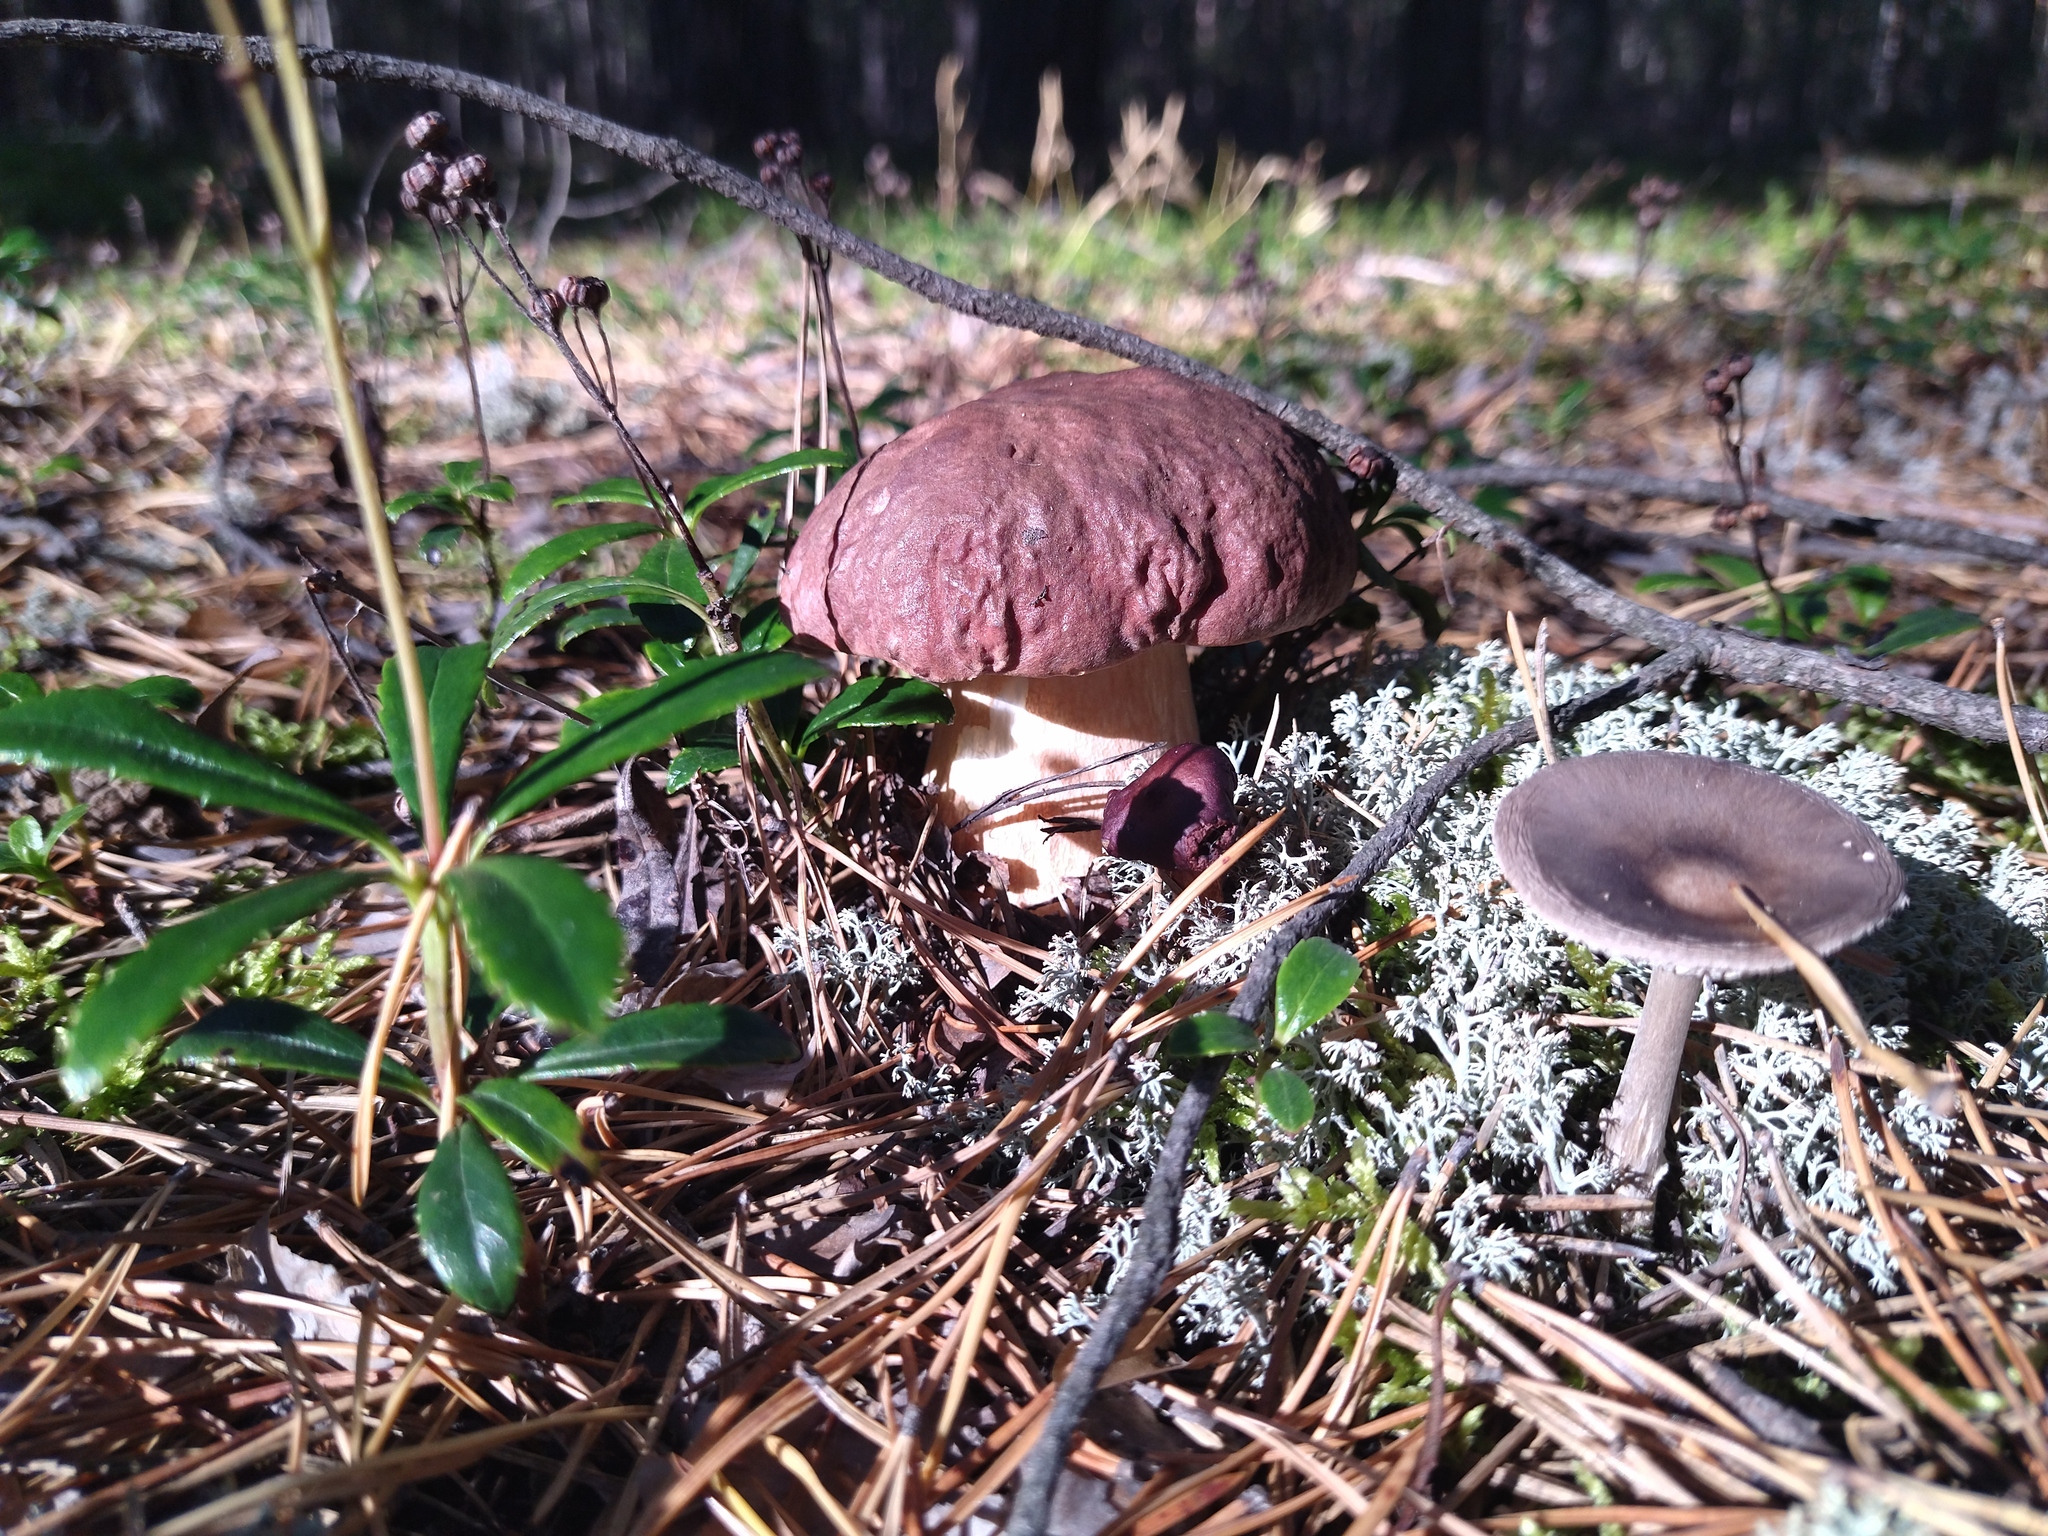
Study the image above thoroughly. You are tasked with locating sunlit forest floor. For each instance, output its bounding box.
[9,188,2048,1533]
[16,188,2048,669]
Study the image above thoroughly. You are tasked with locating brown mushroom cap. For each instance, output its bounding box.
[1492,752,1905,978]
[781,368,1354,683]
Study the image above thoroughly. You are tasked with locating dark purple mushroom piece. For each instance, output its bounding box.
[782,367,1352,904]
[1493,752,1904,1200]
[1102,744,1242,877]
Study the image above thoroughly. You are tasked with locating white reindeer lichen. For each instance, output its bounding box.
[1049,644,2048,1344]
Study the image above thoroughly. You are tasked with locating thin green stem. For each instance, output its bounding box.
[423,911,460,1140]
[214,0,446,865]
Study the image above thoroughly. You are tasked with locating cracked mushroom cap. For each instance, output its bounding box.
[781,368,1354,683]
[1492,752,1904,978]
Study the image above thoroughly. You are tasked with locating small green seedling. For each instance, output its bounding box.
[1164,935,1362,1135]
[0,804,90,897]
[388,458,516,597]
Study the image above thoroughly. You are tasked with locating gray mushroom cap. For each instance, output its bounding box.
[1492,752,1905,978]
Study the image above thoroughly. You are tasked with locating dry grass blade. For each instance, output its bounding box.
[1732,882,1953,1112]
[1504,612,1557,766]
[1995,617,2048,853]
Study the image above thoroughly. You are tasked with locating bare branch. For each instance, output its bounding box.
[1437,461,2048,569]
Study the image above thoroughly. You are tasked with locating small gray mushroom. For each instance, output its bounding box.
[1492,751,1905,1202]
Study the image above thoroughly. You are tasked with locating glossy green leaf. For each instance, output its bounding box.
[797,674,953,756]
[171,997,429,1100]
[722,519,770,596]
[1634,571,1717,595]
[386,487,455,519]
[551,475,655,510]
[1274,937,1360,1044]
[1258,1065,1317,1132]
[666,746,740,791]
[556,607,640,645]
[551,687,654,751]
[0,672,41,709]
[1696,552,1765,592]
[416,1120,525,1314]
[39,801,90,849]
[118,675,203,711]
[681,449,853,524]
[633,540,709,609]
[739,601,793,653]
[1865,606,1980,656]
[491,577,692,661]
[1,802,91,881]
[489,651,825,827]
[0,688,386,847]
[1842,565,1893,627]
[445,857,621,1031]
[644,640,696,675]
[62,868,375,1101]
[506,522,659,596]
[525,1004,796,1079]
[631,603,705,648]
[1162,1011,1260,1058]
[379,643,487,834]
[5,817,37,864]
[418,523,468,562]
[463,1077,596,1177]
[442,459,512,502]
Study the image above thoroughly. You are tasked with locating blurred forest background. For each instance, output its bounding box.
[6,0,2048,237]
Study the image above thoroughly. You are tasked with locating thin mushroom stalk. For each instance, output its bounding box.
[1601,966,1703,1200]
[927,644,1202,902]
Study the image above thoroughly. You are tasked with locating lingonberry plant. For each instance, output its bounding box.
[1162,935,1362,1134]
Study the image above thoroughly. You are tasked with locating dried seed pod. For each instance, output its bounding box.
[404,111,450,153]
[399,155,448,215]
[1725,351,1753,381]
[441,152,495,204]
[754,131,797,187]
[1101,743,1241,877]
[809,171,834,205]
[530,289,567,328]
[1344,447,1398,507]
[557,274,611,315]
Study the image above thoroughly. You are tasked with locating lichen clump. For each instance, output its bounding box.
[1041,646,2048,1341]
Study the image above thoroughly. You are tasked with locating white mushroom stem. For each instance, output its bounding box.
[1601,966,1704,1202]
[929,644,1199,906]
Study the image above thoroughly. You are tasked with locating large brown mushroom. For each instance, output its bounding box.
[1492,752,1905,1201]
[783,368,1353,904]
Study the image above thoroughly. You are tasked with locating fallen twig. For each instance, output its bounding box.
[1437,460,2048,569]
